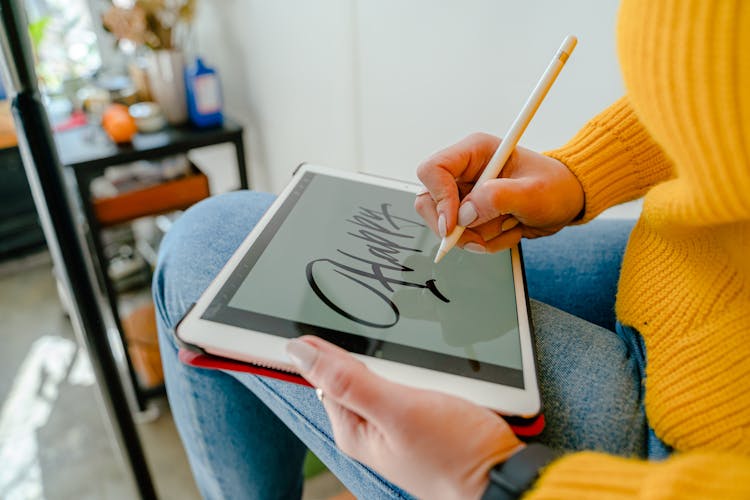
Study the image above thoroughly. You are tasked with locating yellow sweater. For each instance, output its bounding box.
[532,0,750,497]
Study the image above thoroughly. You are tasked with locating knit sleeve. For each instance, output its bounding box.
[544,97,674,222]
[526,450,750,499]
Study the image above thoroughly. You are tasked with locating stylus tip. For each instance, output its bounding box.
[433,249,447,264]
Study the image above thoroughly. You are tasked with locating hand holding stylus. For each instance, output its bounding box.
[429,35,578,263]
[415,139,585,254]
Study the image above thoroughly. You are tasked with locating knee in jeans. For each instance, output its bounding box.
[158,191,269,269]
[170,191,267,237]
[153,190,275,329]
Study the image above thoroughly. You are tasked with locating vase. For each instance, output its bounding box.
[145,49,188,125]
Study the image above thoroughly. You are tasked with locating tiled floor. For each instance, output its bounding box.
[0,252,345,499]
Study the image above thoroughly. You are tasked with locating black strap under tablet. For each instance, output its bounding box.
[481,444,561,500]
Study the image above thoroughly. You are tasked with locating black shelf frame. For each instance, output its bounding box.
[0,1,157,497]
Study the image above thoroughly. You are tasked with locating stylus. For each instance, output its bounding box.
[434,35,578,264]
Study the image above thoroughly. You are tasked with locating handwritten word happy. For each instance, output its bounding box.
[306,203,449,328]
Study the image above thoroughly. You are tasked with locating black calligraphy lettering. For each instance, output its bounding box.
[306,260,399,328]
[376,203,425,231]
[347,229,420,252]
[306,202,448,327]
[346,215,405,238]
[367,244,402,267]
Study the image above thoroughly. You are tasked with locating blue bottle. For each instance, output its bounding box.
[185,57,224,128]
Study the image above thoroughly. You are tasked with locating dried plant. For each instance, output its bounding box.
[102,0,196,51]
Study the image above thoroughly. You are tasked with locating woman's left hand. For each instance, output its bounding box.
[286,336,525,500]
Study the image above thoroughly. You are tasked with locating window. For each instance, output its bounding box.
[25,0,102,94]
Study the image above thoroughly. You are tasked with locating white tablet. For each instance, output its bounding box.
[176,164,540,417]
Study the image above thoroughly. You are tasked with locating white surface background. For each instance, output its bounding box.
[190,0,640,218]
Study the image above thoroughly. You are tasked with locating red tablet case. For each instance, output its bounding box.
[178,347,545,437]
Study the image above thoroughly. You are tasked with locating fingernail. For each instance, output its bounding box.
[464,242,486,254]
[438,213,447,238]
[502,218,519,231]
[286,340,319,372]
[458,203,478,227]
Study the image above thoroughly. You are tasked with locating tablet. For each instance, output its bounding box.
[176,164,540,416]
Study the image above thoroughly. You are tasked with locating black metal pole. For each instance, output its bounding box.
[0,2,157,498]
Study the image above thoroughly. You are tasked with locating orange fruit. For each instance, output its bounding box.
[102,103,137,143]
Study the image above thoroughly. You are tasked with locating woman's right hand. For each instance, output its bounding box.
[415,133,585,253]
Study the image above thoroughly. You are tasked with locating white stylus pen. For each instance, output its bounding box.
[434,35,578,264]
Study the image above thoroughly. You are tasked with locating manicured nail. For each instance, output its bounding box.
[286,340,319,372]
[458,203,478,227]
[438,213,447,238]
[464,242,486,254]
[502,218,519,231]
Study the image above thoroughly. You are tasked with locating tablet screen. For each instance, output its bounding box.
[202,171,526,387]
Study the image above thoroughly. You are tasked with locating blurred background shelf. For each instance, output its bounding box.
[93,164,209,227]
[53,120,248,412]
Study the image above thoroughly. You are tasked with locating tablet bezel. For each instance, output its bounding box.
[176,164,540,416]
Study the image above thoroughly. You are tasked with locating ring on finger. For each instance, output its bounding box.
[315,387,325,402]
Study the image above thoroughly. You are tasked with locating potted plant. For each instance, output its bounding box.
[102,0,196,125]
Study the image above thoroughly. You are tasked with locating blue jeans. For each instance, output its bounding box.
[154,192,669,500]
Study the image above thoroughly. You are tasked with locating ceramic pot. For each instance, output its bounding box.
[145,49,187,125]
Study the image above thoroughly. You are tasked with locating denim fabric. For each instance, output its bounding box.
[614,322,673,460]
[154,192,669,499]
[523,221,634,332]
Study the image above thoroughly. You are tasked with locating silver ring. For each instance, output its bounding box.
[315,387,324,402]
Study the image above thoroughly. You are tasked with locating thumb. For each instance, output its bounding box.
[286,336,396,425]
[458,178,530,228]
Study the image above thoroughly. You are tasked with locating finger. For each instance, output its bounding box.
[322,396,370,460]
[483,226,523,253]
[416,133,501,236]
[471,215,516,243]
[455,227,487,253]
[414,182,476,238]
[458,178,529,228]
[414,191,440,236]
[286,336,398,425]
[419,167,457,238]
[457,181,475,200]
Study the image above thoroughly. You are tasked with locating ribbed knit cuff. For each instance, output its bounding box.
[544,97,673,223]
[525,452,649,499]
[526,451,750,499]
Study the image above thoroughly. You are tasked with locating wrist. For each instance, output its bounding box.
[558,159,586,223]
[539,153,586,226]
[466,443,527,500]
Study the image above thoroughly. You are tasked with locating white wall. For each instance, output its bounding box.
[193,0,358,192]
[194,0,624,193]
